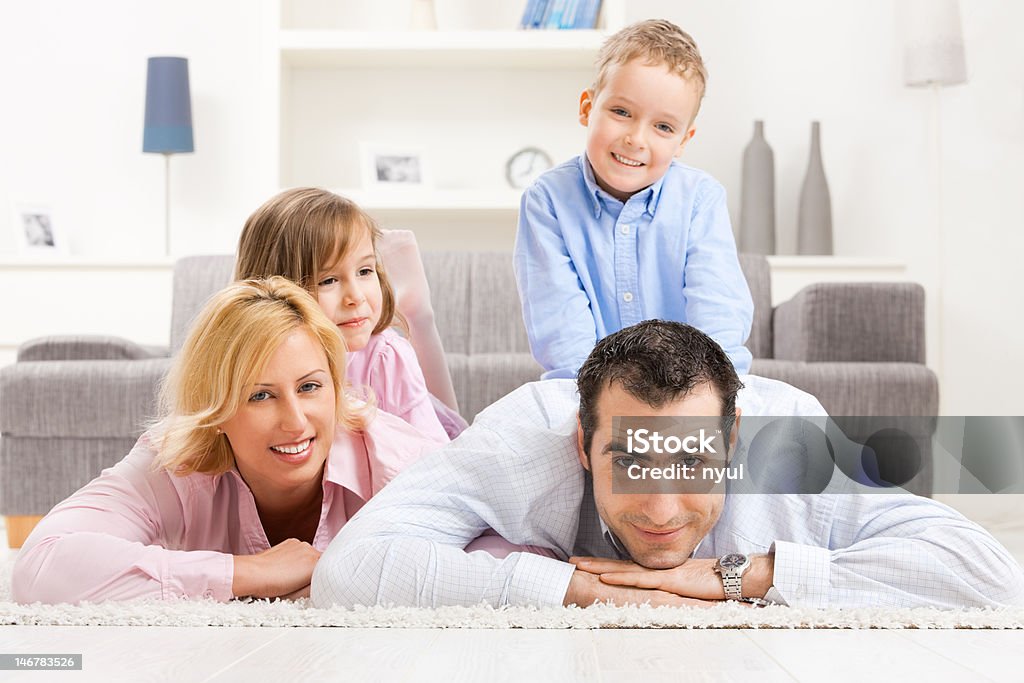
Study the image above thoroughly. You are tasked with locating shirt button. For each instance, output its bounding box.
[623,292,634,303]
[620,224,630,235]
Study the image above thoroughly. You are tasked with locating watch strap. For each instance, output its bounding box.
[720,571,743,600]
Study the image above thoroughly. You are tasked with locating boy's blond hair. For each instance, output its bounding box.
[593,19,708,109]
[155,277,368,475]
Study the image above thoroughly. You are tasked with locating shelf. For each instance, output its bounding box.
[766,257,910,306]
[0,256,176,269]
[335,188,522,211]
[279,30,608,68]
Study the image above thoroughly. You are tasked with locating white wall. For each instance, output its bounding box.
[0,0,276,258]
[627,0,1024,414]
[1,0,1022,413]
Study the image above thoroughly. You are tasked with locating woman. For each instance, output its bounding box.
[12,277,445,604]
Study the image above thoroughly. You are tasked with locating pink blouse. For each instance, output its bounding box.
[346,329,460,441]
[11,410,445,605]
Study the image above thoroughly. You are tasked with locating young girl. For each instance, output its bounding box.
[234,188,467,441]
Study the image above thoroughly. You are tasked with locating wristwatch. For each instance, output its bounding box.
[714,552,751,600]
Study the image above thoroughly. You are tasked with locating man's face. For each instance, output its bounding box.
[577,382,732,570]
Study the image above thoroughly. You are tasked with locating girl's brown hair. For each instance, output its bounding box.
[234,187,401,336]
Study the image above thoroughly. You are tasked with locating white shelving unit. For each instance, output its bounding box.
[335,187,521,211]
[279,30,611,68]
[766,257,908,307]
[267,0,627,248]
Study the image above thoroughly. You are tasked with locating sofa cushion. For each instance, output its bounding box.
[170,255,234,352]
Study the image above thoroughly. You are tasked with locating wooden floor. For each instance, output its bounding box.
[2,521,1021,682]
[0,625,1020,682]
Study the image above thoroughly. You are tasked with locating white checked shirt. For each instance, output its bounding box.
[311,377,1024,609]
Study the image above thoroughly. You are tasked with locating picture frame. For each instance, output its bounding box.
[13,203,66,254]
[360,143,432,190]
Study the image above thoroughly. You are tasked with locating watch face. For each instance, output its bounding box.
[719,553,748,570]
[506,146,553,189]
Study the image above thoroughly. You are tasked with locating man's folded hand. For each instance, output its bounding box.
[563,562,719,608]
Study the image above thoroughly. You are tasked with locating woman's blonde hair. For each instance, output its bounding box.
[234,187,403,336]
[155,276,368,475]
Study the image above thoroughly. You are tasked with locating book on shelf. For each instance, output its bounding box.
[519,0,546,29]
[542,0,567,28]
[519,0,602,30]
[575,0,602,30]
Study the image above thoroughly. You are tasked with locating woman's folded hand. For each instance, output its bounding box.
[232,538,321,599]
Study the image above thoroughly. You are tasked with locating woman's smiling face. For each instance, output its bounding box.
[219,329,336,501]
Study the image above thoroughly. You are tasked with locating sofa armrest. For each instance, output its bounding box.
[751,359,939,416]
[772,283,926,363]
[0,358,171,438]
[16,335,169,362]
[751,359,938,497]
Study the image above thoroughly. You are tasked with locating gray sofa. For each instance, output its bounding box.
[0,253,938,529]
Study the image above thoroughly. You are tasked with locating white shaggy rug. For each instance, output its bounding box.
[2,558,1023,629]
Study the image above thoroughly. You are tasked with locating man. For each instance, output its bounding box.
[312,321,1024,609]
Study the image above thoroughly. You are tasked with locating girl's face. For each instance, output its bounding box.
[314,229,383,353]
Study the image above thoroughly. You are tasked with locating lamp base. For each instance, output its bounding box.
[164,153,171,256]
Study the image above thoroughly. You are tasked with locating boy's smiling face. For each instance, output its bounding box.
[579,59,700,202]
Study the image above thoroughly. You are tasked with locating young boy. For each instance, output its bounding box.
[514,19,753,379]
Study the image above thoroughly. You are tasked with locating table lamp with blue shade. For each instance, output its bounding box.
[143,56,193,255]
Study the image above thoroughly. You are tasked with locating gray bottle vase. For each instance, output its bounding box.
[797,121,833,255]
[738,121,776,255]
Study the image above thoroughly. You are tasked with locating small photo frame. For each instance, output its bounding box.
[14,204,65,254]
[360,143,431,190]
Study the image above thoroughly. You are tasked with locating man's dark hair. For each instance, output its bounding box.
[577,320,744,455]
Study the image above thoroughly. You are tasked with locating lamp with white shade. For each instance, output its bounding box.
[899,0,967,406]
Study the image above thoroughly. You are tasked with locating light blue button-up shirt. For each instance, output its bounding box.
[514,155,754,378]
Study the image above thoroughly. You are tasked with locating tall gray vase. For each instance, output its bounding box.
[797,121,833,255]
[738,121,776,255]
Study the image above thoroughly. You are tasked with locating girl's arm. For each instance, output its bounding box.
[368,331,452,444]
[376,229,460,413]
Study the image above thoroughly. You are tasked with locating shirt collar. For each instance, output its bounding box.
[324,425,372,502]
[579,152,666,220]
[579,154,606,219]
[597,515,631,560]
